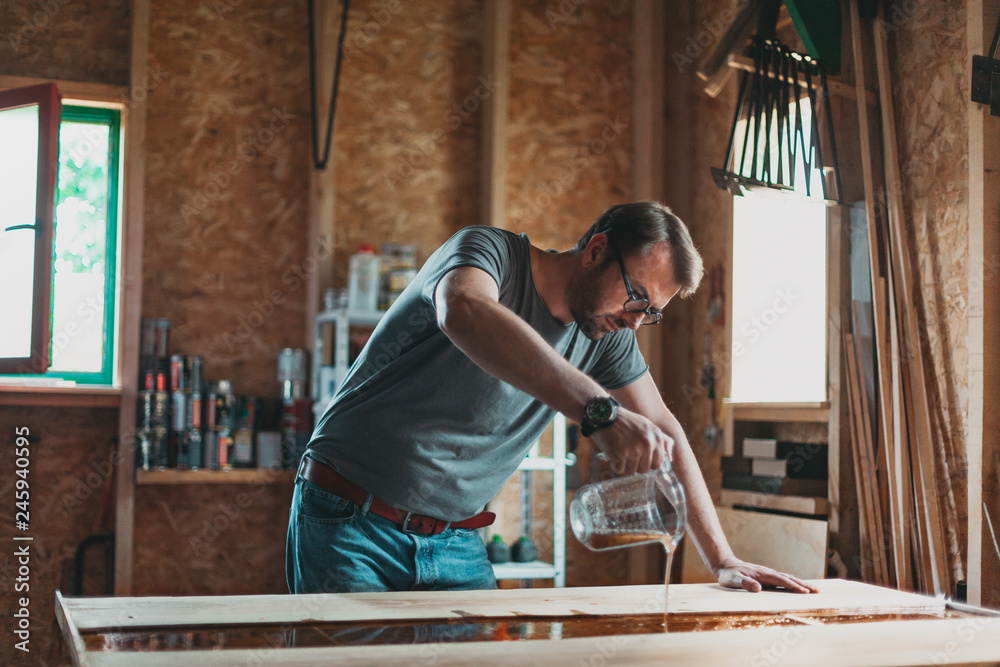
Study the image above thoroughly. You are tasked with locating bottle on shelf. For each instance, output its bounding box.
[348,244,380,313]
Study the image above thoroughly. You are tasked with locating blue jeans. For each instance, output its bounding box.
[285,477,497,594]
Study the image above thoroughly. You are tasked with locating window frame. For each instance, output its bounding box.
[46,104,123,385]
[0,83,60,375]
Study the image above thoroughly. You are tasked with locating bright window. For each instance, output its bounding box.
[1,98,123,385]
[729,97,828,403]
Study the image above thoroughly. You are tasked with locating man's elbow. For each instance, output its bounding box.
[436,291,480,339]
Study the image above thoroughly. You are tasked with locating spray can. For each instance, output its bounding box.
[186,356,204,469]
[207,380,235,470]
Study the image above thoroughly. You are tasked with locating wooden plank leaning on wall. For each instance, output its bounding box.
[629,0,666,585]
[114,0,151,595]
[481,0,510,231]
[967,0,1000,610]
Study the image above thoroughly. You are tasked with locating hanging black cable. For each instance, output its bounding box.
[308,0,350,170]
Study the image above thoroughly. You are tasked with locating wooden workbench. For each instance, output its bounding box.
[57,579,1000,666]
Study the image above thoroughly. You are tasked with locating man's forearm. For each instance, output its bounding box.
[670,431,738,573]
[612,375,739,572]
[438,288,604,423]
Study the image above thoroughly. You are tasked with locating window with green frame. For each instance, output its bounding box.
[1,103,122,385]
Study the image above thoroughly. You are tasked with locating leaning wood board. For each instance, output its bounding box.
[56,580,1000,666]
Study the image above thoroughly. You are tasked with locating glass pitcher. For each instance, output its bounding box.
[570,462,687,551]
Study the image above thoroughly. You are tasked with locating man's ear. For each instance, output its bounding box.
[582,232,609,268]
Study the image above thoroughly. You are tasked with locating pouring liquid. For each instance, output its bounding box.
[581,531,677,620]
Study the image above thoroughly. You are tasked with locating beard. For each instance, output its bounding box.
[566,266,628,340]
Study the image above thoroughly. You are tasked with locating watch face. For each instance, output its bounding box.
[587,398,615,423]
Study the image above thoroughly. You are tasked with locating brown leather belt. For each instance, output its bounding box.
[298,456,495,536]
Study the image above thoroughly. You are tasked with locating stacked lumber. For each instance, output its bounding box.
[844,3,955,596]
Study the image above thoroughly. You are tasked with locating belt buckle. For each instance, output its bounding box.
[400,512,420,534]
[400,512,449,535]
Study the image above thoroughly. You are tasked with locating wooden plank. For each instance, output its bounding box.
[726,402,830,422]
[630,0,666,585]
[54,591,86,667]
[849,307,890,585]
[305,0,342,351]
[78,619,1000,667]
[843,333,875,583]
[871,5,949,596]
[681,507,828,583]
[719,489,830,516]
[696,0,761,97]
[60,580,942,632]
[481,0,510,228]
[726,54,876,105]
[966,0,1000,610]
[848,3,911,591]
[113,0,151,597]
[826,205,846,544]
[0,74,129,101]
[0,385,121,407]
[135,469,296,485]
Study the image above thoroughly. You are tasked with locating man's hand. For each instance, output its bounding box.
[589,407,675,475]
[715,558,820,594]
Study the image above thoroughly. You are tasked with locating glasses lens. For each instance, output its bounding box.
[641,311,662,325]
[624,298,649,313]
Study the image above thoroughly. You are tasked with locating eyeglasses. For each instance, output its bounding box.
[609,240,662,325]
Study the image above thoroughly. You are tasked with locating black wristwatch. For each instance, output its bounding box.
[580,396,620,437]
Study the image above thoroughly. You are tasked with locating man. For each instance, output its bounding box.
[286,201,818,595]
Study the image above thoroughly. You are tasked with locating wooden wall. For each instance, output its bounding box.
[661,0,740,504]
[142,2,312,397]
[0,1,130,85]
[0,406,120,665]
[1,2,130,663]
[506,0,633,249]
[131,0,313,596]
[332,1,482,281]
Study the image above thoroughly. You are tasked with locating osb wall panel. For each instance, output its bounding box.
[332,0,481,284]
[0,406,119,665]
[664,0,740,499]
[135,0,312,599]
[506,0,632,250]
[142,1,312,398]
[888,0,969,580]
[0,0,129,84]
[131,482,293,596]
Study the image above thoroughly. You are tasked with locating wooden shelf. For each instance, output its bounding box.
[725,401,830,423]
[136,469,296,485]
[492,561,558,580]
[0,384,121,408]
[720,489,830,517]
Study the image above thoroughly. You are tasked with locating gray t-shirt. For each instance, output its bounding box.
[307,226,648,520]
